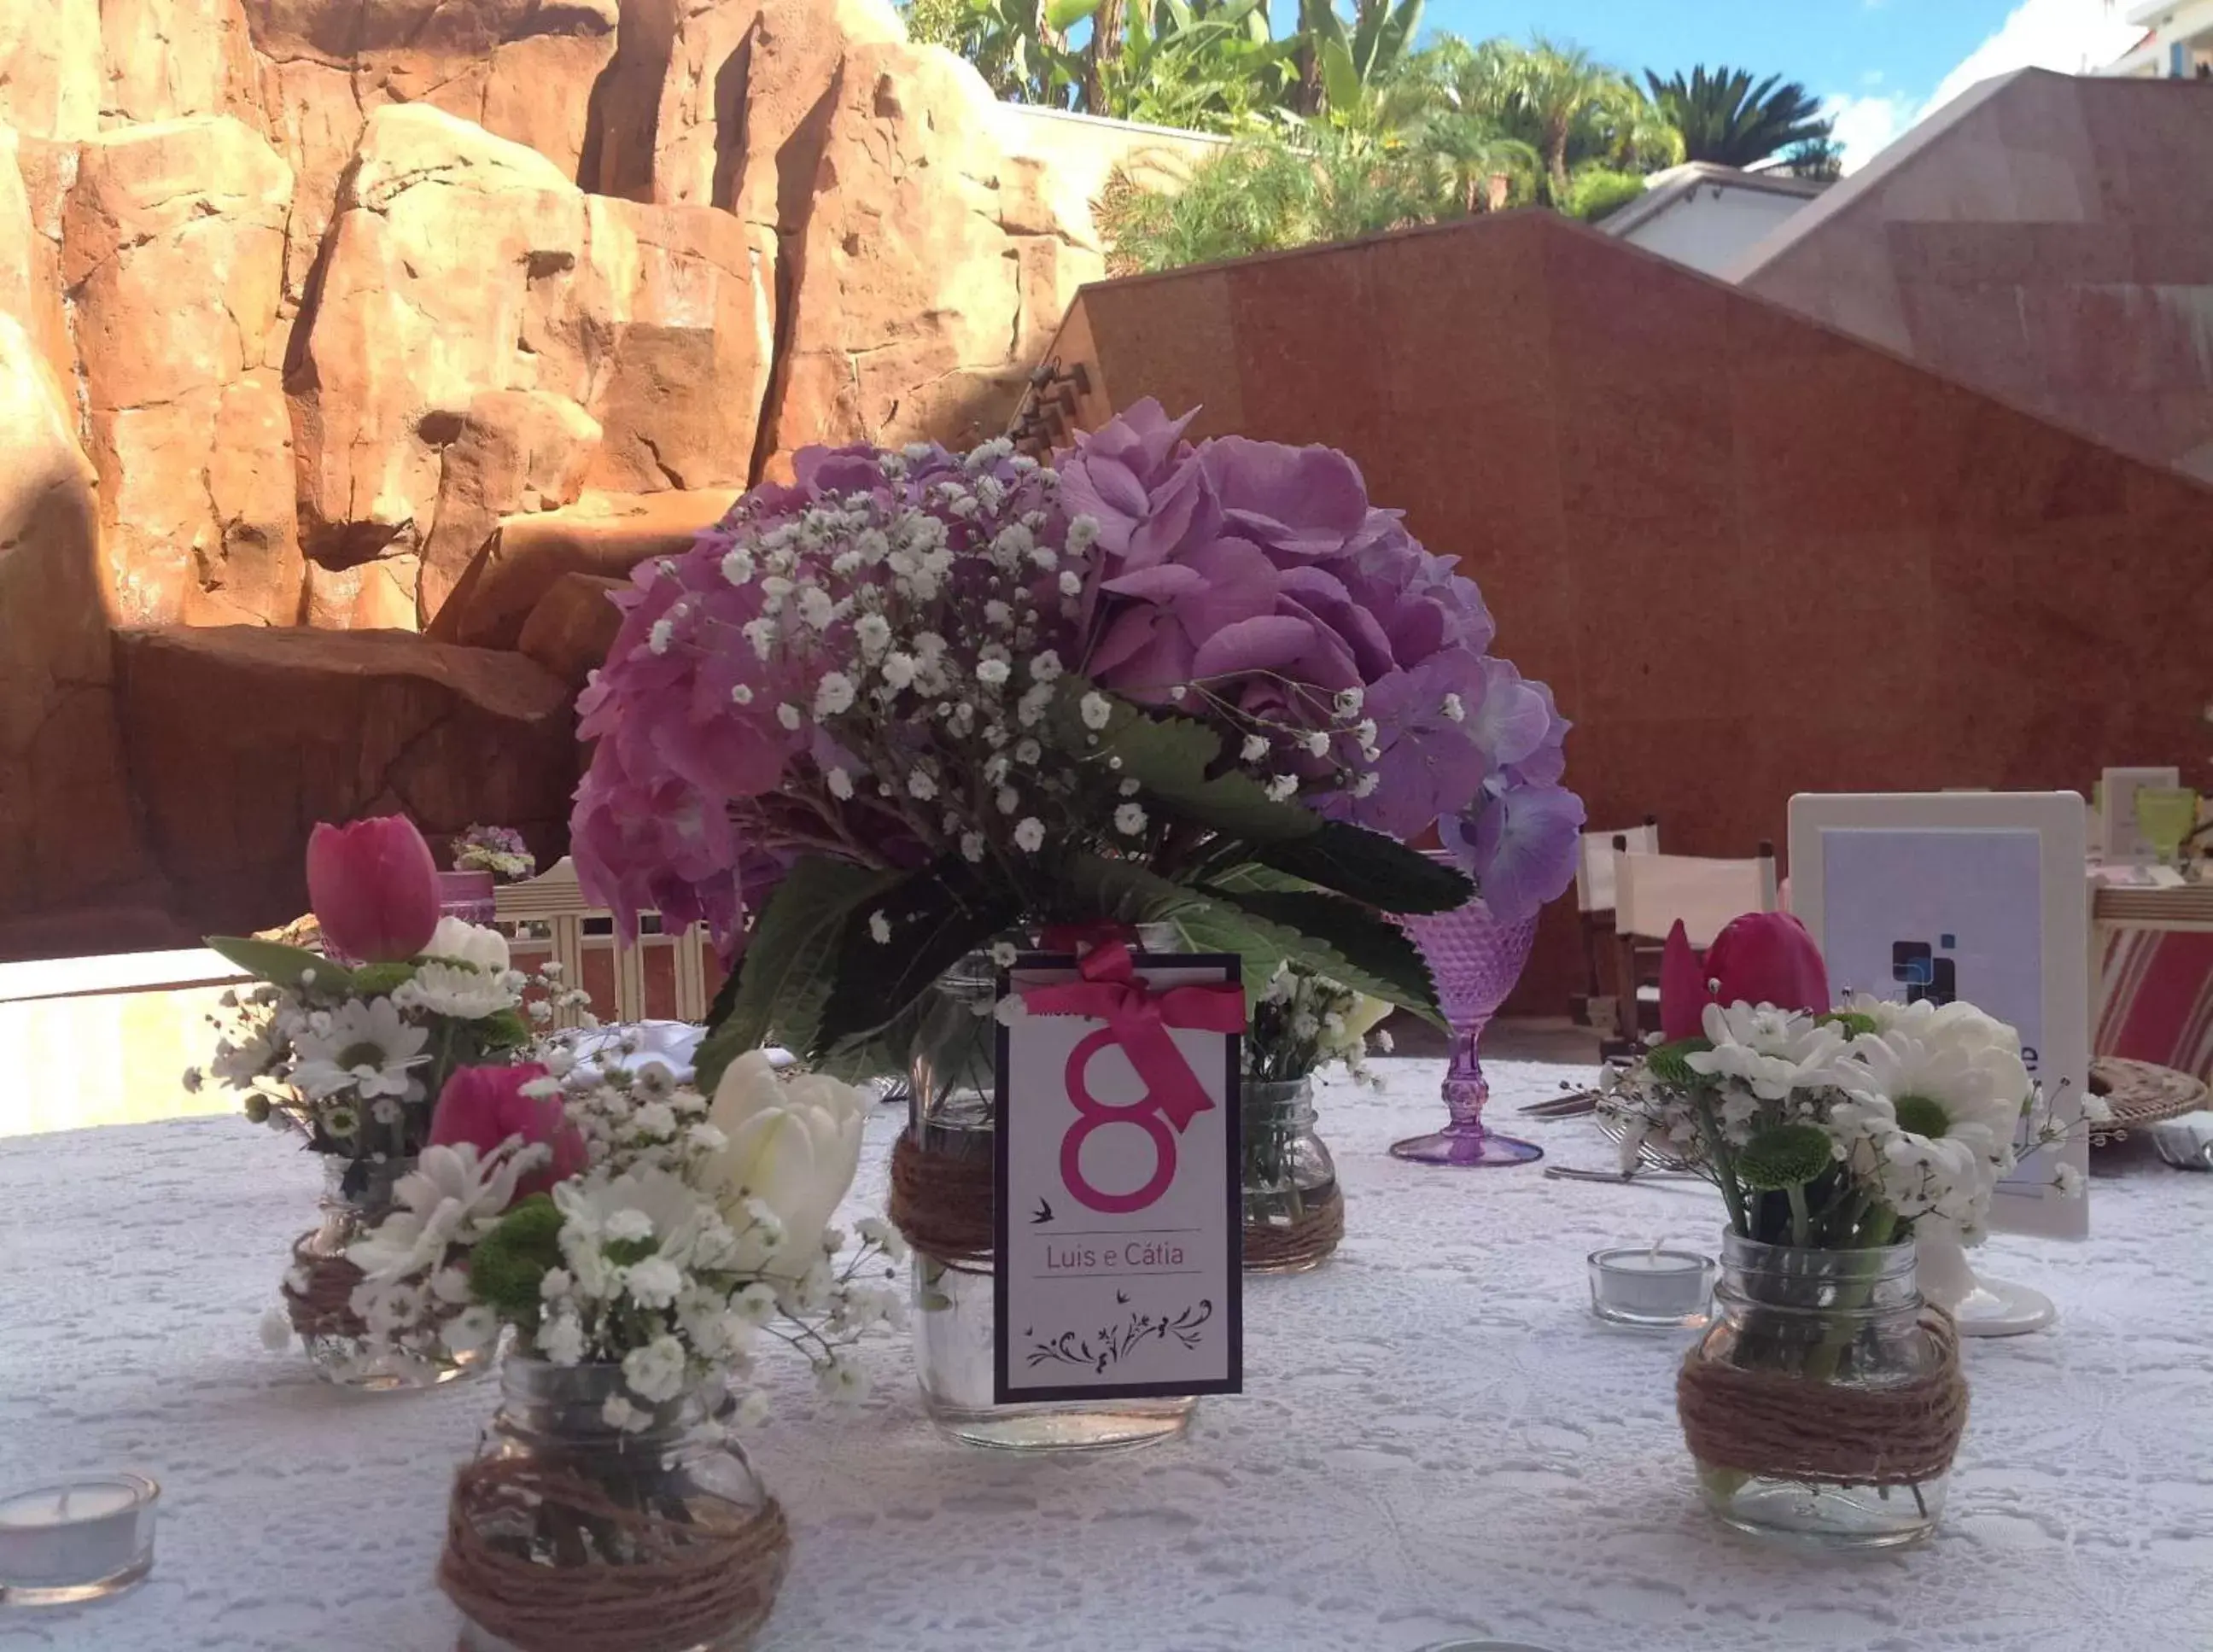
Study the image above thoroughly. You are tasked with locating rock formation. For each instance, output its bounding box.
[0,0,1221,952]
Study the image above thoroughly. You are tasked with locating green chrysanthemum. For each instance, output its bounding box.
[1818,1010,1881,1038]
[470,1194,563,1324]
[1646,1036,1713,1089]
[1735,1123,1835,1190]
[1892,1094,1950,1140]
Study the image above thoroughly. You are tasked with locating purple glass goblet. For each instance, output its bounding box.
[1393,875,1543,1167]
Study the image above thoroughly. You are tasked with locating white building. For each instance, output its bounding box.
[1595,163,1828,280]
[2105,0,2213,77]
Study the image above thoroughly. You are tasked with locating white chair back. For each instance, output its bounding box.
[493,857,712,1027]
[1574,822,1661,914]
[1614,849,1779,949]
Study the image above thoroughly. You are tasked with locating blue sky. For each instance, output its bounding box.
[1390,0,2149,169]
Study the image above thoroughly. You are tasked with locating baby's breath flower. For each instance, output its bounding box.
[776,703,803,731]
[826,767,855,800]
[1079,692,1112,730]
[1114,803,1147,835]
[1013,817,1046,852]
[868,911,893,944]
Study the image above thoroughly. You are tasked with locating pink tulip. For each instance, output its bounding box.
[1658,912,1831,1042]
[429,1064,588,1199]
[307,815,441,963]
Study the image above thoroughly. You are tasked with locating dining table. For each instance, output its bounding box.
[4,1058,2210,1652]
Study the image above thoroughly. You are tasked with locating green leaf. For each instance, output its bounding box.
[1246,821,1472,914]
[1319,37,1360,114]
[696,857,905,1093]
[1044,680,1321,846]
[1200,884,1443,1024]
[1060,854,1203,926]
[1166,891,1293,1001]
[1044,0,1099,26]
[206,936,356,996]
[812,855,1025,1057]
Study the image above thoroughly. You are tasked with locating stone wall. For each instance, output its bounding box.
[1050,212,2213,1011]
[1737,69,2213,485]
[0,0,1206,954]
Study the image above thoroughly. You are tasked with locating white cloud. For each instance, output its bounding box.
[1924,0,2146,114]
[1827,0,2147,174]
[1823,92,1918,172]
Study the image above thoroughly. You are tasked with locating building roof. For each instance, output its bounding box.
[1595,162,1828,239]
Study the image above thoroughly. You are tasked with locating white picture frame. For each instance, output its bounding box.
[1788,791,2089,1240]
[2100,767,2182,866]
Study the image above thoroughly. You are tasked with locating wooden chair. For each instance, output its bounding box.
[1609,844,1780,1051]
[1573,816,1660,1030]
[493,857,716,1028]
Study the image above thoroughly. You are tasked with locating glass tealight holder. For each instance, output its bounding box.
[1588,1246,1716,1329]
[0,1474,160,1605]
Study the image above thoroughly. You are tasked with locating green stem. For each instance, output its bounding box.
[1785,1183,1811,1248]
[1690,1092,1751,1237]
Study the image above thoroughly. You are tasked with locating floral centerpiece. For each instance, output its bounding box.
[453,823,538,883]
[190,814,580,1387]
[339,1042,894,1652]
[567,401,1576,1448]
[1600,912,2094,1548]
[1240,967,1393,1272]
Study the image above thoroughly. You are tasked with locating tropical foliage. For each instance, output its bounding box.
[1644,64,1833,169]
[903,0,1837,274]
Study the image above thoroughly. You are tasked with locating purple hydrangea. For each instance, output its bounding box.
[1060,400,1583,921]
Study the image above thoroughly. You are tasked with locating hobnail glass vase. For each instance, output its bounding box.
[283,1156,491,1391]
[1681,1235,1960,1550]
[902,946,1197,1452]
[442,1357,788,1652]
[438,868,500,927]
[1241,1077,1341,1273]
[1392,869,1543,1165]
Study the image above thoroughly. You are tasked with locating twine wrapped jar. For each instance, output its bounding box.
[440,1357,789,1652]
[1678,1235,1967,1550]
[893,943,1198,1453]
[283,1156,489,1391]
[1240,1077,1342,1274]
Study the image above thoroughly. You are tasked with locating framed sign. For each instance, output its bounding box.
[1787,791,2089,1240]
[994,946,1244,1404]
[2101,767,2181,866]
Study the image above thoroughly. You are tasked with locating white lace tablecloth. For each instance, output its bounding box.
[6,1059,2212,1652]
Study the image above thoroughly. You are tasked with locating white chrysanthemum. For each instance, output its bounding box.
[1845,1027,2025,1170]
[290,997,430,1100]
[347,1141,533,1281]
[394,960,512,1021]
[1685,1004,1848,1101]
[423,917,510,973]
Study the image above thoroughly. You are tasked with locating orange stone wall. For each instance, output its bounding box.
[1048,212,2213,1010]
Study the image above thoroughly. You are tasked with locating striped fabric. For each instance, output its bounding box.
[2097,926,2213,1083]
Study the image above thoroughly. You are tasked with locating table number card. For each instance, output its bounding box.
[993,943,1244,1404]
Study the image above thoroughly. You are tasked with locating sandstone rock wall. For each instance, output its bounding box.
[0,0,1210,952]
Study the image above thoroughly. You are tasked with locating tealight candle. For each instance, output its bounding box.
[0,1475,160,1605]
[1588,1245,1716,1329]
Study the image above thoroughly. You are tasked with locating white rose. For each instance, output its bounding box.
[704,1053,867,1275]
[423,917,511,974]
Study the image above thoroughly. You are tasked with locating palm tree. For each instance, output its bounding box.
[1451,37,1677,203]
[1644,65,1832,168]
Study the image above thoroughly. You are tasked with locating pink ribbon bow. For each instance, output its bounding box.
[1024,926,1247,1131]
